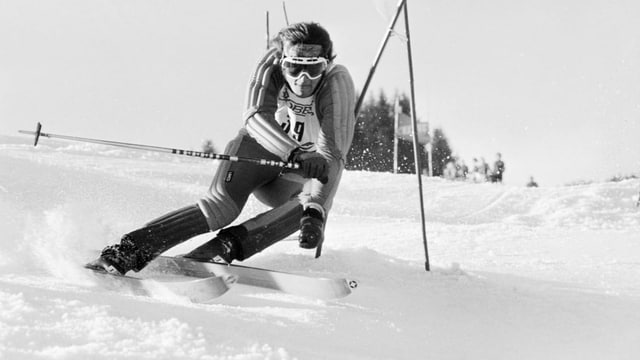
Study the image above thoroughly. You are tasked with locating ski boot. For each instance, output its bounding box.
[299,207,324,249]
[86,235,149,275]
[183,226,246,264]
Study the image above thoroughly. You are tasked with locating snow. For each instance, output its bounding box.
[1,134,639,359]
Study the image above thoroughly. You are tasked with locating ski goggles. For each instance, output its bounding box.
[281,56,328,80]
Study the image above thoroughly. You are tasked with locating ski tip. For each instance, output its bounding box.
[84,258,106,271]
[85,258,124,276]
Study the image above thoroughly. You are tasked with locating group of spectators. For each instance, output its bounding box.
[444,152,506,183]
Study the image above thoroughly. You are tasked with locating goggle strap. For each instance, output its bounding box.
[282,57,328,65]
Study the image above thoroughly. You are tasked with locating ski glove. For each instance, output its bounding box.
[289,148,329,182]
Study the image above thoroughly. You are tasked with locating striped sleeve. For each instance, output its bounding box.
[243,48,298,161]
[315,64,356,163]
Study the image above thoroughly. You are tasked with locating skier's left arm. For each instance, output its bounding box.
[296,64,356,210]
[315,64,356,167]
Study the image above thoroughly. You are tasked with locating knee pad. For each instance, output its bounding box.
[198,156,243,230]
[198,133,280,231]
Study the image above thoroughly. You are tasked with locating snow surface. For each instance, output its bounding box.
[1,134,639,360]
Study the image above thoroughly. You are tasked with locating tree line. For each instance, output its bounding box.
[346,90,453,176]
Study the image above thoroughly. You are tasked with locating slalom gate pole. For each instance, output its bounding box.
[266,11,270,49]
[18,122,300,170]
[403,0,430,271]
[282,1,290,26]
[354,0,406,117]
[352,0,431,270]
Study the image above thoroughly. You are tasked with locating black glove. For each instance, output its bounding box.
[289,149,329,180]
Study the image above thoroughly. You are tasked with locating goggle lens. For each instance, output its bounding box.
[281,57,328,80]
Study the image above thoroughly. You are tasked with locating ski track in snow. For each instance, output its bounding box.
[1,135,640,360]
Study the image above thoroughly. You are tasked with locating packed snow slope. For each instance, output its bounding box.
[1,134,639,360]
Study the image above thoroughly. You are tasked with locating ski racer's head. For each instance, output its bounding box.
[273,22,334,97]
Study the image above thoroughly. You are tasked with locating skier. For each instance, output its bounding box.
[88,22,356,275]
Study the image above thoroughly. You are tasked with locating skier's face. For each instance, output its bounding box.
[281,42,326,97]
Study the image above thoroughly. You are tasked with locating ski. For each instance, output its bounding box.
[85,263,236,303]
[145,255,358,300]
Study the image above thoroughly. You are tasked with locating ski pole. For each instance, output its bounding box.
[354,0,406,117]
[18,122,299,169]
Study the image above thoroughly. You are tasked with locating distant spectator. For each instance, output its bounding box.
[526,176,538,187]
[489,152,505,183]
[457,160,469,180]
[471,157,487,182]
[478,157,489,182]
[471,158,479,179]
[444,159,457,180]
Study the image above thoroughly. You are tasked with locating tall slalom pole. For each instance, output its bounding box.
[355,0,431,271]
[354,0,406,117]
[282,1,290,26]
[266,11,270,49]
[403,1,430,271]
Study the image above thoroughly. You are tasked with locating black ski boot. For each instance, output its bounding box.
[86,205,210,275]
[299,207,324,249]
[86,235,149,275]
[183,226,246,264]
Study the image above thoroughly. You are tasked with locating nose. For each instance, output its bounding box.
[295,73,313,83]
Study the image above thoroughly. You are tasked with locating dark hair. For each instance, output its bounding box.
[272,22,335,60]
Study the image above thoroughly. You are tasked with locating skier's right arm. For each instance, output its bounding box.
[243,48,299,161]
